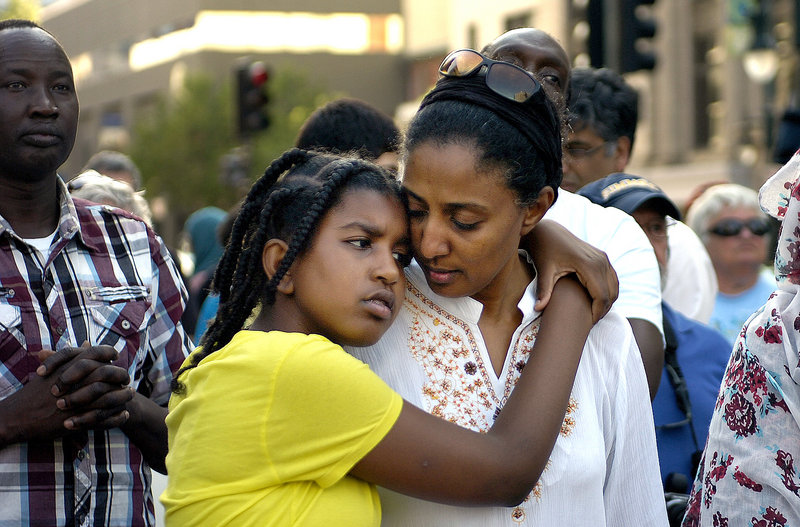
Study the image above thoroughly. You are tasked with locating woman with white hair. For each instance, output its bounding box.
[67,170,152,225]
[685,184,776,344]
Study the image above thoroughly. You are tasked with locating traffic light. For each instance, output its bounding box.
[236,61,271,138]
[586,0,605,68]
[619,0,657,73]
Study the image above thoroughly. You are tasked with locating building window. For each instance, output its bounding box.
[505,11,531,31]
[99,110,128,151]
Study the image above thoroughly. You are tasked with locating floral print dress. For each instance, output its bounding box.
[683,152,800,526]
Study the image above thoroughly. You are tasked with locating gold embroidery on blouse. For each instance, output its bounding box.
[561,397,579,437]
[403,280,579,520]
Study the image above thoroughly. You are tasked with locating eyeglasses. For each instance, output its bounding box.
[438,48,542,103]
[708,217,771,237]
[563,142,614,160]
[640,217,677,240]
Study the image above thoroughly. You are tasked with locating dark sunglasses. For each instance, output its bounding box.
[708,217,771,237]
[439,48,542,103]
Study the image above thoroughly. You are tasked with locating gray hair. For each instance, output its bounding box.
[82,150,142,190]
[685,183,764,240]
[68,170,152,225]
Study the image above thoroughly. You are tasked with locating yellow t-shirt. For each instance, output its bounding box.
[162,330,403,526]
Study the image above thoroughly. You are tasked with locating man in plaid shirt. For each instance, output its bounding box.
[0,20,191,526]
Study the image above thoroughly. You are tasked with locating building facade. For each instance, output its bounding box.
[400,0,799,204]
[39,0,800,203]
[41,0,405,177]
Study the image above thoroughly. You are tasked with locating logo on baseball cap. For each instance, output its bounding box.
[577,173,681,220]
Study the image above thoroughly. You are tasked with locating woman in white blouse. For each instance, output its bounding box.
[348,49,667,526]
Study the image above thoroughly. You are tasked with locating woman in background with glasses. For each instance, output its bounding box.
[348,48,667,526]
[686,184,777,345]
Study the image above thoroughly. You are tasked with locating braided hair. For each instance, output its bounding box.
[172,148,402,392]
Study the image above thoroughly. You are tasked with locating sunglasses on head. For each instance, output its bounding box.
[438,49,542,103]
[708,217,771,237]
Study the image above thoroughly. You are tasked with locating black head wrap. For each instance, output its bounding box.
[417,72,562,187]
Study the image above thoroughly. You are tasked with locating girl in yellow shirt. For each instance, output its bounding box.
[163,145,598,526]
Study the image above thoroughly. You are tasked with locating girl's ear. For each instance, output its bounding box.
[520,186,555,236]
[262,239,294,295]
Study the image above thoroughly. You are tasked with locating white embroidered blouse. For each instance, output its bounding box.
[347,261,668,526]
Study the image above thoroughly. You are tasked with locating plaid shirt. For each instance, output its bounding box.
[0,180,191,527]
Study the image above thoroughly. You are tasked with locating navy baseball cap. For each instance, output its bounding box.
[577,173,681,221]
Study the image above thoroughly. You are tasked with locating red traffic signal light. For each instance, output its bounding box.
[248,61,269,87]
[236,61,271,137]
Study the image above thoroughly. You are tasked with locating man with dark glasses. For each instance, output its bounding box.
[480,28,570,101]
[685,183,777,345]
[481,28,667,400]
[579,173,731,525]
